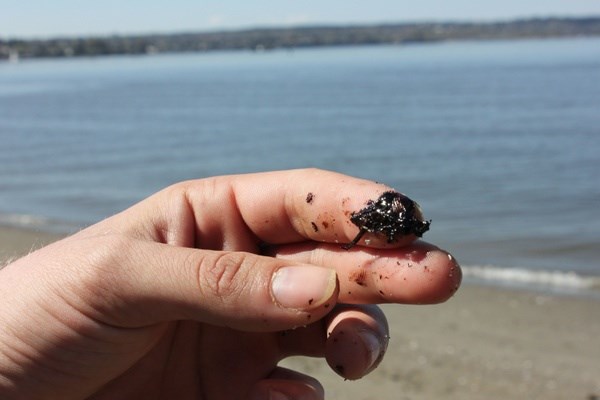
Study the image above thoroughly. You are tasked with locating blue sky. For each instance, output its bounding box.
[2,0,600,38]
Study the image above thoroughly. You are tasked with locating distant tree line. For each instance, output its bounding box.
[1,17,600,60]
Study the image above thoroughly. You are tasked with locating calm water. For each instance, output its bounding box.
[1,38,599,294]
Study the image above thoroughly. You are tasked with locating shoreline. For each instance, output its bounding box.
[1,224,599,398]
[2,17,600,61]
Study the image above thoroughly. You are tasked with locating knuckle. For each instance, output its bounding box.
[196,252,252,302]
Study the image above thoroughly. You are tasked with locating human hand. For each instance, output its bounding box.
[0,169,461,400]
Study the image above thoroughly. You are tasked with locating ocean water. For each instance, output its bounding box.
[1,38,599,296]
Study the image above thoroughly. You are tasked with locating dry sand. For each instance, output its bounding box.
[285,286,600,399]
[2,225,599,399]
[0,225,65,265]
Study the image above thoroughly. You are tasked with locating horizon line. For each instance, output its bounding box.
[3,14,599,41]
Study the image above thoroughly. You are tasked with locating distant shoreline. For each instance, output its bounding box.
[2,16,600,61]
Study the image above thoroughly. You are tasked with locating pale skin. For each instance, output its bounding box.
[0,169,461,400]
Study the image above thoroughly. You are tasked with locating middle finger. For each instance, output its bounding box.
[267,240,461,305]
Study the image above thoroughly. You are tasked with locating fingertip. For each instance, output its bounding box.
[438,251,463,302]
[325,306,389,380]
[249,368,325,400]
[410,248,462,304]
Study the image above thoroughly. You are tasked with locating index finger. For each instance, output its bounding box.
[105,169,429,251]
[230,168,427,248]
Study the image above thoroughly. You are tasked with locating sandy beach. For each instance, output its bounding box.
[0,225,65,265]
[1,225,599,399]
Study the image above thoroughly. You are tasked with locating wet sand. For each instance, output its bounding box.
[2,225,599,399]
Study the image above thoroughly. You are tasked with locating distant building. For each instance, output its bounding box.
[8,49,19,63]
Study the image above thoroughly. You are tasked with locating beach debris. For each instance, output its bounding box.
[342,191,430,249]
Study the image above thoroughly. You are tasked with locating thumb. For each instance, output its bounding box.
[71,236,339,331]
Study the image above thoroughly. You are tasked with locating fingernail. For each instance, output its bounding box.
[268,390,290,400]
[358,330,384,373]
[271,265,337,310]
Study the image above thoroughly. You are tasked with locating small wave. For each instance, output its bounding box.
[0,213,52,227]
[462,265,600,291]
[0,213,81,234]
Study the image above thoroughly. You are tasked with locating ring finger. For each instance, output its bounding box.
[278,304,389,380]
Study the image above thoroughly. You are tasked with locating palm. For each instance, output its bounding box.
[88,321,287,399]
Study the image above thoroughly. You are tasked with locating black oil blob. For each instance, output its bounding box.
[343,191,430,250]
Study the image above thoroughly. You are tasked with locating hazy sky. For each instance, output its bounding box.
[2,0,600,38]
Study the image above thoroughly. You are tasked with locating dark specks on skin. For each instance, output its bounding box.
[306,192,315,204]
[311,222,319,232]
[316,212,335,230]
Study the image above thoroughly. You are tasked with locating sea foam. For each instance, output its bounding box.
[462,265,600,293]
[0,213,79,234]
